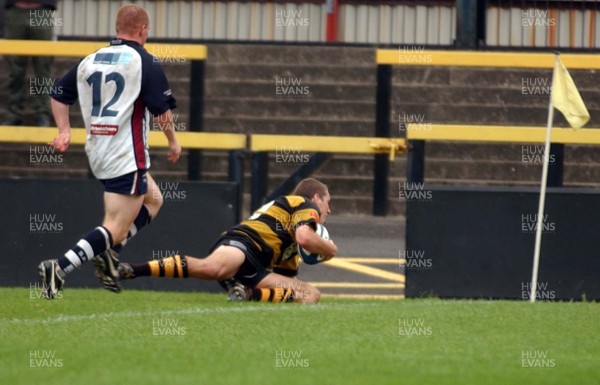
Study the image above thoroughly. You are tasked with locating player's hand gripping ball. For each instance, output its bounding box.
[298,224,330,265]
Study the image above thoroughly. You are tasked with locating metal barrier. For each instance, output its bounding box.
[0,39,208,58]
[376,49,600,69]
[0,126,244,149]
[406,124,600,144]
[405,124,600,186]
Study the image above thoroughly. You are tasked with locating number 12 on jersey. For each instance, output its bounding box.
[86,71,125,117]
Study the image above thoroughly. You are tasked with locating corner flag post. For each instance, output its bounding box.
[529,56,557,303]
[529,54,590,302]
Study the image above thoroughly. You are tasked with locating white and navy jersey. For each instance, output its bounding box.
[52,39,176,179]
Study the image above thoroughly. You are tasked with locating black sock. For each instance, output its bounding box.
[57,226,113,275]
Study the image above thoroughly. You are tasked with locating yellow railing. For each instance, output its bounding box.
[0,127,245,150]
[376,49,600,69]
[0,39,207,59]
[250,134,406,160]
[406,124,600,145]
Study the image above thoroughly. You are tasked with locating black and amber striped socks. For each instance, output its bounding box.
[251,288,295,303]
[131,255,189,278]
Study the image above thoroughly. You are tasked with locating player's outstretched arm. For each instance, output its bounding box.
[49,98,71,152]
[154,109,181,163]
[296,224,337,258]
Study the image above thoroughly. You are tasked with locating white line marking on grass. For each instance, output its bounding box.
[4,302,378,325]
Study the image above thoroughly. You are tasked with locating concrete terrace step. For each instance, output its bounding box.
[391,67,600,91]
[425,142,600,164]
[203,116,374,134]
[206,63,376,83]
[392,85,600,109]
[425,158,543,181]
[389,103,586,127]
[564,164,600,183]
[421,159,600,185]
[393,86,547,107]
[565,146,600,163]
[205,99,374,120]
[448,68,600,91]
[423,178,539,187]
[205,81,375,101]
[423,177,600,189]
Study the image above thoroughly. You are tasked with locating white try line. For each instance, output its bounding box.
[3,302,378,325]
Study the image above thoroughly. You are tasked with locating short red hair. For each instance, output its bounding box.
[115,5,149,35]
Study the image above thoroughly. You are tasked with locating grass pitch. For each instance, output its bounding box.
[1,288,598,385]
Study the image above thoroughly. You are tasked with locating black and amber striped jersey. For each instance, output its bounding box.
[229,195,320,269]
[273,253,301,277]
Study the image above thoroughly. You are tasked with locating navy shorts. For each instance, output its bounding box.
[100,169,148,195]
[210,232,269,287]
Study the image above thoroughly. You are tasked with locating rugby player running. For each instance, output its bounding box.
[38,4,181,299]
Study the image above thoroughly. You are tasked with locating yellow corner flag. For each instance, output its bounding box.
[551,56,590,128]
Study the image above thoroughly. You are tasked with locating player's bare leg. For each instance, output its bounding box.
[187,247,246,279]
[116,248,245,282]
[253,273,320,304]
[104,174,162,249]
[117,249,320,304]
[94,174,163,292]
[102,192,145,245]
[38,192,143,299]
[143,174,164,219]
[91,192,144,292]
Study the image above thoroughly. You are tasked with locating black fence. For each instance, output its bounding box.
[0,179,239,294]
[405,186,600,301]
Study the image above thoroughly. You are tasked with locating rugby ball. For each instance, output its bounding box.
[298,224,330,265]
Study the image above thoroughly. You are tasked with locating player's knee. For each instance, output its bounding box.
[300,286,320,304]
[146,186,163,215]
[308,289,321,304]
[205,264,222,280]
[102,223,129,246]
[189,259,226,280]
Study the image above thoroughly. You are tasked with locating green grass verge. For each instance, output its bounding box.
[1,288,598,385]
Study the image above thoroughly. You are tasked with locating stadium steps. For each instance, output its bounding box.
[204,99,374,122]
[203,116,373,135]
[206,63,376,83]
[206,81,374,102]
